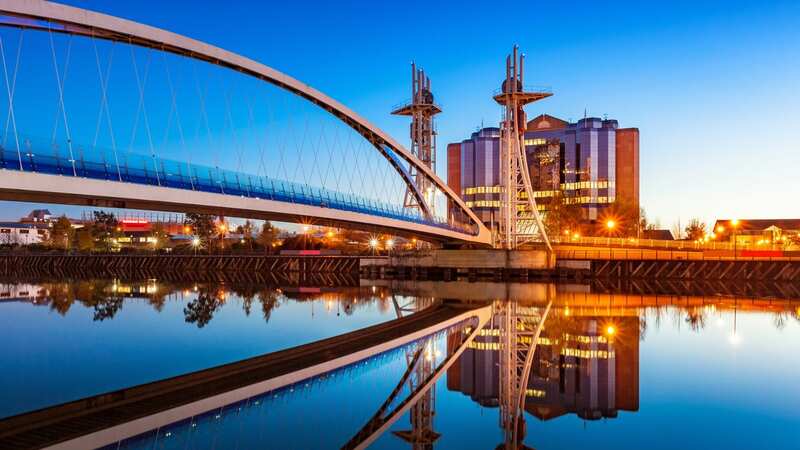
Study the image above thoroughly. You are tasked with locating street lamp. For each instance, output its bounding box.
[606,220,616,245]
[369,238,379,255]
[386,239,394,256]
[191,236,200,255]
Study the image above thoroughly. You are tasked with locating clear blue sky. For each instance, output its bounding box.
[2,0,798,229]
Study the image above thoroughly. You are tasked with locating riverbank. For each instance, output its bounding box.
[0,254,361,279]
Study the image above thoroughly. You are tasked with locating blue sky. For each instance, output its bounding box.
[2,0,798,229]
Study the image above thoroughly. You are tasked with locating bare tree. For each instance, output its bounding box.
[685,218,707,241]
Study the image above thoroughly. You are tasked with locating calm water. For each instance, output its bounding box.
[1,277,798,449]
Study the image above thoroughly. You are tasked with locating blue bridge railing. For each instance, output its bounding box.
[0,143,475,235]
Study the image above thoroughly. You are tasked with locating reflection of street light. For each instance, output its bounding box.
[729,298,740,346]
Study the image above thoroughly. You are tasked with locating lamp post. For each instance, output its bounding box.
[606,220,616,246]
[731,219,740,261]
[369,238,379,256]
[191,236,200,255]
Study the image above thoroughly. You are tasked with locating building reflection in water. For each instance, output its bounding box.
[3,278,800,448]
[447,303,640,431]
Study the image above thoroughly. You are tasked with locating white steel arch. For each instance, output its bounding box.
[0,0,491,245]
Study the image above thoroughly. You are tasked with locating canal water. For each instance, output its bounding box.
[0,277,798,449]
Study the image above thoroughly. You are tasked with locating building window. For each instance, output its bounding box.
[524,138,547,146]
[19,229,29,234]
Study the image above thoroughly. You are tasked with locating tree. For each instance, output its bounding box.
[184,213,216,247]
[671,221,684,240]
[91,211,120,252]
[597,198,639,237]
[257,221,279,253]
[48,215,74,250]
[542,193,584,239]
[685,218,707,241]
[76,228,95,251]
[237,220,255,250]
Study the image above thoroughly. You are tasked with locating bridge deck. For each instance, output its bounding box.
[0,149,468,235]
[0,302,483,449]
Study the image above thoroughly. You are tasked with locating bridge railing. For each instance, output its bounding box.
[555,247,800,261]
[0,139,477,235]
[553,235,796,252]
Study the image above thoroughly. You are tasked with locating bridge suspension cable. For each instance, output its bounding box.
[0,1,490,244]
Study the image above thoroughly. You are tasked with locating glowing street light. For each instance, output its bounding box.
[386,239,395,249]
[606,325,616,336]
[369,238,379,255]
[605,219,616,245]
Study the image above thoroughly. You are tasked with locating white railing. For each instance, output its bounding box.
[552,236,798,252]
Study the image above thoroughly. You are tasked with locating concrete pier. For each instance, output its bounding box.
[361,249,555,280]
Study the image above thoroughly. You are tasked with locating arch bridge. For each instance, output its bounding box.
[0,0,491,245]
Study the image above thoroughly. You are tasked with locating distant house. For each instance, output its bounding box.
[712,219,800,246]
[21,209,52,223]
[642,229,674,240]
[0,222,50,245]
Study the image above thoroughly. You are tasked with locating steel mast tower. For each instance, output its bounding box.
[493,46,552,250]
[392,296,440,450]
[392,63,441,215]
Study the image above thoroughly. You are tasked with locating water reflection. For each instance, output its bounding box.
[0,277,403,328]
[1,278,798,449]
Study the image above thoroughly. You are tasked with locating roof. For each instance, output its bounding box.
[0,222,50,229]
[526,114,569,131]
[713,219,800,232]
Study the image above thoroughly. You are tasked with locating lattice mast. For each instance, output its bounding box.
[392,63,441,215]
[494,46,552,250]
[497,300,552,450]
[392,297,441,449]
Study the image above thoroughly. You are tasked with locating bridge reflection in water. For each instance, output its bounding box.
[0,278,798,449]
